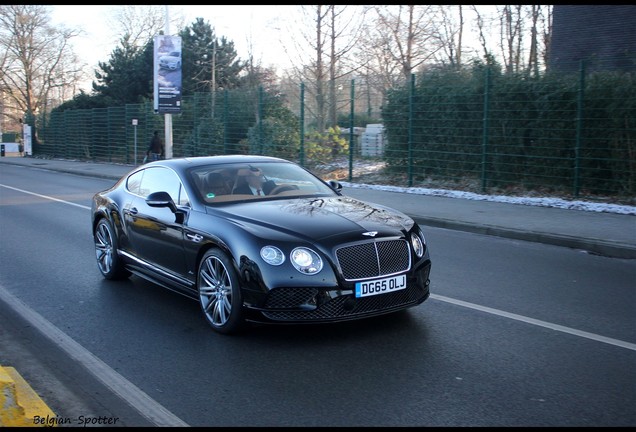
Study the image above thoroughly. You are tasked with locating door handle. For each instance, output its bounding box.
[186,233,203,242]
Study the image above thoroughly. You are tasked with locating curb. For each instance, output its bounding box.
[413,216,636,259]
[0,366,57,427]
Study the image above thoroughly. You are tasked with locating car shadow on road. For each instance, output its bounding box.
[243,308,431,344]
[97,276,433,346]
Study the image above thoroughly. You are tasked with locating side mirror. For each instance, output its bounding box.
[146,191,178,213]
[328,180,343,193]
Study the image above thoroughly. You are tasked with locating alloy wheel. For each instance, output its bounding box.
[199,255,233,328]
[95,221,114,275]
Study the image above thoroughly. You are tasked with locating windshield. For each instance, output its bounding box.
[189,161,338,203]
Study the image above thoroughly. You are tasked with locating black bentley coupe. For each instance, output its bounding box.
[91,155,431,334]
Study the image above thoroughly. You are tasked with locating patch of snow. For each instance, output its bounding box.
[340,182,636,216]
[318,158,636,215]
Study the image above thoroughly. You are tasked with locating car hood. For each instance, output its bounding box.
[207,196,415,242]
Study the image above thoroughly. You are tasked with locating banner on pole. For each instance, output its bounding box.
[153,35,182,114]
[22,124,32,156]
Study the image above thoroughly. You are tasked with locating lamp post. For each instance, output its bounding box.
[132,119,138,164]
[211,37,216,118]
[164,5,173,159]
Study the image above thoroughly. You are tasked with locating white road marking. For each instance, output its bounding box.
[0,285,188,427]
[431,294,636,351]
[0,184,91,210]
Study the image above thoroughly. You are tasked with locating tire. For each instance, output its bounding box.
[94,218,130,280]
[197,249,245,335]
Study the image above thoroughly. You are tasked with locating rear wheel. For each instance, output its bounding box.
[198,249,245,335]
[94,218,130,280]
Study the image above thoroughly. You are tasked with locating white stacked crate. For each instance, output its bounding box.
[360,124,385,156]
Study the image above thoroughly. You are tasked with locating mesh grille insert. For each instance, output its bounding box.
[336,239,410,281]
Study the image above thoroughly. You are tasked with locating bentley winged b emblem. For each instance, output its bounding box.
[362,231,378,237]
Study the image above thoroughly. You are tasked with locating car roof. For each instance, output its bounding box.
[144,155,291,171]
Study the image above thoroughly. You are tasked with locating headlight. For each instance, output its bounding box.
[410,232,425,258]
[260,246,285,265]
[290,247,323,274]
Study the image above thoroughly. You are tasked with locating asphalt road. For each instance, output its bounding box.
[1,165,635,427]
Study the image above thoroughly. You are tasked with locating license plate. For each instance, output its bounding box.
[355,274,407,298]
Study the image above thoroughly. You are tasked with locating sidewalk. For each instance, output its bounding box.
[1,156,635,259]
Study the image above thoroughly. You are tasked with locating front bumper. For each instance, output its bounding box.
[244,261,431,324]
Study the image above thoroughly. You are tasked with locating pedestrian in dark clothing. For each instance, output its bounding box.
[146,130,164,162]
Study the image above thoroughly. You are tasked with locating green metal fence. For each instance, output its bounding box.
[35,61,636,204]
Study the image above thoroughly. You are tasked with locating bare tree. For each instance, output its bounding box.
[351,5,444,113]
[499,5,525,73]
[372,5,444,81]
[280,5,367,131]
[356,20,404,111]
[527,5,540,76]
[469,5,553,73]
[539,6,553,71]
[325,5,367,128]
[110,5,185,48]
[0,5,82,136]
[471,5,493,62]
[111,5,164,47]
[280,5,330,132]
[434,5,466,69]
[521,5,553,75]
[312,5,328,132]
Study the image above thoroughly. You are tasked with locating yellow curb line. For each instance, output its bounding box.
[1,366,57,427]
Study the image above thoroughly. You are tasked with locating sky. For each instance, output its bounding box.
[50,5,294,89]
[49,5,500,90]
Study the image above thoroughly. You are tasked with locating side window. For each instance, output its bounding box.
[126,170,143,195]
[177,183,190,207]
[138,167,189,206]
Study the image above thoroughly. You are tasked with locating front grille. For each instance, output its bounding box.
[336,239,410,281]
[265,287,319,309]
